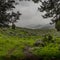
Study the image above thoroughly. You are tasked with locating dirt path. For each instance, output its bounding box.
[6,45,19,56]
[23,46,38,60]
[6,45,39,60]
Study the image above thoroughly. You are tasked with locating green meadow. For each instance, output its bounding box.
[0,27,60,60]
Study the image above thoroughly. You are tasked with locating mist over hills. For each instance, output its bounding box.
[26,24,55,29]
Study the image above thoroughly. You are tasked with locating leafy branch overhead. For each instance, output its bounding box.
[32,0,60,31]
[0,0,21,27]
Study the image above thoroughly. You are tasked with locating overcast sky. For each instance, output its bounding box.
[14,0,52,28]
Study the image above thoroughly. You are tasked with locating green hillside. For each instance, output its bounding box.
[0,27,60,60]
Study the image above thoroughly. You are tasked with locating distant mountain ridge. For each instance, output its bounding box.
[26,24,55,29]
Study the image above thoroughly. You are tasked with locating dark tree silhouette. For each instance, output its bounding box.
[10,11,21,29]
[32,0,60,31]
[0,0,21,28]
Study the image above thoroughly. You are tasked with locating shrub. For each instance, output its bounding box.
[43,34,53,43]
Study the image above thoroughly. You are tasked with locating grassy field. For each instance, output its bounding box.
[0,27,60,60]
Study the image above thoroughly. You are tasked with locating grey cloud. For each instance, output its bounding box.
[14,1,55,28]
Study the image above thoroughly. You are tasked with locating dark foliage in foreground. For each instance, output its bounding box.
[0,0,21,28]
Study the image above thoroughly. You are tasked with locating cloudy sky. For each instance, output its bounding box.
[14,0,53,28]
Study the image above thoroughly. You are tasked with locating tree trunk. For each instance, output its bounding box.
[55,20,60,31]
[12,23,15,29]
